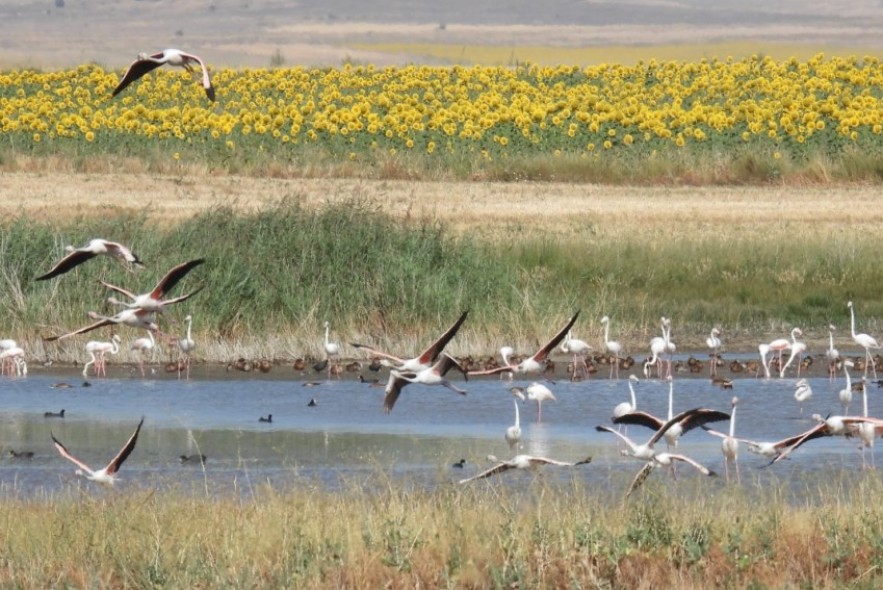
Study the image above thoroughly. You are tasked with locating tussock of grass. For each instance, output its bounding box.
[2,475,883,588]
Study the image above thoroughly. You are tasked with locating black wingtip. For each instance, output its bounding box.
[206,85,216,101]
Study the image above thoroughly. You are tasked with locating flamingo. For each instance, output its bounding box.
[600,316,623,378]
[702,396,740,483]
[612,375,640,436]
[840,360,855,415]
[177,315,196,380]
[322,320,341,379]
[612,376,730,452]
[560,330,591,381]
[644,318,668,378]
[848,301,880,379]
[624,451,716,497]
[51,417,144,486]
[505,398,522,452]
[0,345,26,377]
[100,258,204,314]
[44,308,159,341]
[351,311,469,373]
[856,378,882,469]
[112,49,215,101]
[706,328,722,377]
[769,413,883,466]
[793,378,813,414]
[383,353,468,413]
[510,382,556,422]
[130,330,156,377]
[468,312,580,378]
[83,334,121,378]
[662,317,676,378]
[779,328,806,378]
[826,325,841,380]
[35,239,143,281]
[765,327,801,377]
[457,454,592,484]
[758,343,771,379]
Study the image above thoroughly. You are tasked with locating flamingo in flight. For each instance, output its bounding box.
[382,353,468,413]
[100,258,205,314]
[767,412,883,466]
[469,311,580,378]
[35,239,143,281]
[351,310,469,374]
[112,49,215,101]
[458,454,592,484]
[51,417,144,486]
[44,308,159,341]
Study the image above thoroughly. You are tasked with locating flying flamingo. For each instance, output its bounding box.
[848,301,880,379]
[351,311,469,373]
[612,376,730,452]
[44,308,159,341]
[560,330,591,381]
[112,49,215,101]
[100,258,205,314]
[35,239,144,281]
[382,353,468,413]
[83,334,121,378]
[826,325,841,380]
[769,412,883,466]
[510,382,556,422]
[130,330,156,377]
[505,398,522,452]
[176,315,196,380]
[51,417,144,486]
[706,328,722,377]
[457,454,592,484]
[468,311,580,378]
[600,316,623,378]
[779,328,806,378]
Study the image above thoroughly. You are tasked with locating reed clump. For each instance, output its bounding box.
[2,475,883,588]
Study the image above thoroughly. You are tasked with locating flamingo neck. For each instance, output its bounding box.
[667,381,674,419]
[729,406,737,437]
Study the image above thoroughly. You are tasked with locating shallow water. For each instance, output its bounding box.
[1,365,880,499]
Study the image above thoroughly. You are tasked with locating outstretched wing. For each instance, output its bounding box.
[458,462,516,483]
[35,249,96,281]
[111,58,165,98]
[151,258,206,299]
[104,417,145,475]
[415,310,469,366]
[51,433,94,474]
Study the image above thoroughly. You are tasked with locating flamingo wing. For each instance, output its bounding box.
[103,417,144,475]
[415,310,469,365]
[667,453,715,476]
[612,410,665,432]
[44,317,113,341]
[51,433,95,475]
[35,249,97,281]
[767,422,829,466]
[677,409,731,435]
[383,373,411,413]
[179,52,215,100]
[626,463,655,497]
[531,310,580,362]
[458,461,516,483]
[150,258,206,298]
[98,280,137,299]
[349,343,404,366]
[111,57,167,98]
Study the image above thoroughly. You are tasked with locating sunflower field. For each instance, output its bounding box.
[2,53,883,179]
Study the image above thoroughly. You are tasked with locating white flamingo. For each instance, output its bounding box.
[703,396,740,483]
[505,398,522,452]
[35,238,143,281]
[511,382,556,422]
[600,315,623,378]
[323,320,340,379]
[83,334,121,378]
[766,327,801,377]
[51,417,144,486]
[612,375,640,436]
[177,315,196,380]
[793,378,813,414]
[383,353,468,413]
[458,454,592,484]
[848,301,880,379]
[101,258,204,314]
[112,49,215,101]
[840,360,855,415]
[826,324,841,380]
[644,318,668,378]
[706,327,722,377]
[130,330,156,377]
[779,328,806,378]
[560,329,591,380]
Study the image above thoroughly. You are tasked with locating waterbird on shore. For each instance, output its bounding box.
[100,258,205,314]
[560,329,591,380]
[258,414,272,423]
[175,315,196,380]
[826,325,841,380]
[383,353,468,413]
[510,382,556,422]
[458,454,592,483]
[706,328,722,377]
[83,334,121,378]
[51,417,144,485]
[43,409,65,418]
[35,239,143,281]
[505,398,522,452]
[469,311,580,378]
[351,310,469,373]
[600,315,623,378]
[112,49,215,101]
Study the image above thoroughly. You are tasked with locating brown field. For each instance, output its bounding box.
[5,172,882,243]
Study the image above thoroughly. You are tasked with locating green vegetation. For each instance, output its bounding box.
[2,474,883,588]
[2,199,883,361]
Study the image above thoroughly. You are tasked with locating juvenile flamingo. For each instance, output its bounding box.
[112,49,215,101]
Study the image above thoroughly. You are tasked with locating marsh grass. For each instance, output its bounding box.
[3,474,883,588]
[5,196,883,364]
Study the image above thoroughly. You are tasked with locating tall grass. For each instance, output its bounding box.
[4,199,883,362]
[2,474,883,588]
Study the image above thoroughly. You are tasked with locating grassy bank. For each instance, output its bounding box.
[3,475,883,588]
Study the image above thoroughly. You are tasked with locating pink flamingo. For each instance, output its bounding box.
[112,49,215,101]
[35,239,143,281]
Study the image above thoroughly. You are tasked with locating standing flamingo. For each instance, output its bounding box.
[505,398,522,452]
[323,320,341,379]
[83,335,121,378]
[510,382,557,422]
[839,360,855,415]
[706,328,722,377]
[612,375,640,436]
[702,396,740,483]
[177,315,196,380]
[0,345,26,377]
[600,316,623,378]
[826,325,841,380]
[130,330,156,377]
[35,239,143,281]
[112,49,215,101]
[793,378,813,414]
[560,330,591,381]
[766,327,801,378]
[779,328,806,378]
[856,378,881,469]
[848,301,880,379]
